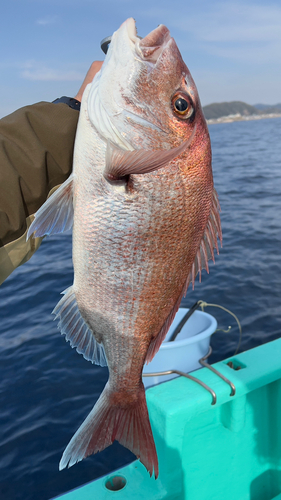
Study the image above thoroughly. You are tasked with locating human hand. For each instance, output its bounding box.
[74,61,103,102]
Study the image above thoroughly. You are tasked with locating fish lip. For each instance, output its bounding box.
[125,17,139,44]
[125,18,171,64]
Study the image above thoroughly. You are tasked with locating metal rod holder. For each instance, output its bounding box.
[199,346,236,396]
[143,346,236,405]
[143,369,217,405]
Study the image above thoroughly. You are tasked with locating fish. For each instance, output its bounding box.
[27,18,222,478]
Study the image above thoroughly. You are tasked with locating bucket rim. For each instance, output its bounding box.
[160,308,217,349]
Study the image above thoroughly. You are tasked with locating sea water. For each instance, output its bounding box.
[0,117,281,500]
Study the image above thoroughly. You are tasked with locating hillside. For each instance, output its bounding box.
[202,101,281,122]
[202,101,258,120]
[254,103,281,111]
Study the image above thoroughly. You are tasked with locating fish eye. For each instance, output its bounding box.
[172,92,194,119]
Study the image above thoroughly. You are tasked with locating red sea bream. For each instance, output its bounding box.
[27,18,222,478]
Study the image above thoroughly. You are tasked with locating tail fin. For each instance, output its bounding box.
[59,383,159,478]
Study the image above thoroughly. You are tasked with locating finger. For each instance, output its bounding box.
[75,61,103,102]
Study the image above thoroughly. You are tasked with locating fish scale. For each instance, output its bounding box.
[27,18,221,478]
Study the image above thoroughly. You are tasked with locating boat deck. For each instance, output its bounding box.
[54,338,281,500]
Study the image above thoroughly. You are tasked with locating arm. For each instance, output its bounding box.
[0,61,103,285]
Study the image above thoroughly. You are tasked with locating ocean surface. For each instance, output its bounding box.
[1,117,281,500]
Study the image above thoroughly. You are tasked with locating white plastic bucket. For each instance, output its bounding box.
[142,308,217,389]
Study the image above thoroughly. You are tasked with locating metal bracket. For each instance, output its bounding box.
[199,346,236,396]
[143,346,236,405]
[143,368,217,404]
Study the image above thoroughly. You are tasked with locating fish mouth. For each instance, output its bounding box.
[95,19,171,141]
[125,18,171,63]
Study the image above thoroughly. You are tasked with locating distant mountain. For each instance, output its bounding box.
[254,103,281,111]
[202,101,258,120]
[203,101,281,120]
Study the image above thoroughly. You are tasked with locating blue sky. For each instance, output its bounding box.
[1,0,281,117]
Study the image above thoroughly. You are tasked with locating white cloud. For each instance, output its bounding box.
[141,2,281,42]
[21,61,84,81]
[139,1,281,62]
[193,66,281,106]
[196,41,280,64]
[182,2,281,43]
[36,16,58,26]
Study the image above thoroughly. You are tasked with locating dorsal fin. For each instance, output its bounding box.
[189,188,222,289]
[145,188,222,364]
[145,289,184,364]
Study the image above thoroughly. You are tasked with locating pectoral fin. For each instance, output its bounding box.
[104,128,195,181]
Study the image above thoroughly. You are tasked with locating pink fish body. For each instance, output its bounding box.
[28,18,221,478]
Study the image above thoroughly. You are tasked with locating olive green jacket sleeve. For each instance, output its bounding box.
[0,101,79,285]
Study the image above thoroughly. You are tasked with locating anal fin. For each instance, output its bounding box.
[53,286,107,367]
